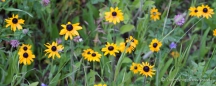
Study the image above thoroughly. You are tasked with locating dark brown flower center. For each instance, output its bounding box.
[131,39,134,42]
[12,18,18,24]
[125,43,128,46]
[66,24,73,31]
[153,12,157,15]
[153,43,158,48]
[134,66,137,69]
[203,8,208,13]
[143,66,149,72]
[51,46,57,51]
[91,53,96,57]
[23,53,28,58]
[112,12,117,16]
[108,46,114,51]
[87,51,91,54]
[195,9,198,13]
[23,47,28,51]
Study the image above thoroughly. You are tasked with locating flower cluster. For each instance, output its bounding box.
[130,62,155,78]
[189,5,214,19]
[18,44,35,65]
[82,49,102,62]
[119,36,138,54]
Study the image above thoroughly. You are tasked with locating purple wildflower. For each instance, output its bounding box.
[41,83,48,86]
[10,40,20,48]
[73,36,83,43]
[22,29,29,34]
[169,42,177,49]
[41,0,50,6]
[174,14,185,26]
[56,38,62,44]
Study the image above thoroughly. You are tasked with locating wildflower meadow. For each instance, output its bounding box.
[1,0,216,86]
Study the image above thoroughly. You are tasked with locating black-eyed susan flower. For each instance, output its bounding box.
[150,7,161,21]
[139,62,155,78]
[82,48,94,60]
[101,42,119,56]
[130,63,141,74]
[189,7,201,17]
[119,36,138,54]
[105,7,124,24]
[213,29,216,36]
[86,51,102,62]
[149,38,162,52]
[18,50,35,65]
[5,14,25,32]
[59,22,82,40]
[94,83,107,86]
[19,44,32,52]
[198,5,214,19]
[118,42,135,54]
[126,36,138,46]
[170,51,179,58]
[44,41,64,59]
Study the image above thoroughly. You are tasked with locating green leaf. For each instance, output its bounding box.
[120,24,135,34]
[29,82,39,86]
[4,8,33,17]
[143,1,155,10]
[122,57,132,64]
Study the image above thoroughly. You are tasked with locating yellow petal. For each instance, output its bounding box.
[59,29,67,35]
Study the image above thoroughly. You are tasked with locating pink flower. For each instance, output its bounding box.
[41,0,50,6]
[174,14,185,26]
[10,40,20,48]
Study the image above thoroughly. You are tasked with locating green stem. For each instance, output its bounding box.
[162,0,172,36]
[70,41,75,84]
[109,56,115,84]
[113,51,126,82]
[156,53,160,86]
[143,76,146,86]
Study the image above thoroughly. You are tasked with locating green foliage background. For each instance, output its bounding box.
[0,0,216,86]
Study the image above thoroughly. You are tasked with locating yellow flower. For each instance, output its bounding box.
[82,48,94,60]
[119,36,138,54]
[94,83,107,86]
[105,7,124,24]
[44,42,64,59]
[170,51,179,58]
[19,44,32,52]
[2,0,5,2]
[118,42,135,54]
[18,50,35,65]
[139,62,155,78]
[149,38,162,52]
[150,7,161,21]
[85,51,102,62]
[59,22,82,40]
[130,63,141,74]
[5,14,25,32]
[213,29,216,36]
[189,7,201,17]
[102,42,119,56]
[126,36,138,46]
[197,5,214,19]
